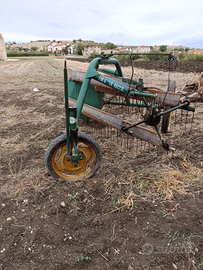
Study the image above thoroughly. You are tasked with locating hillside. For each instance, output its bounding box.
[9,41,51,51]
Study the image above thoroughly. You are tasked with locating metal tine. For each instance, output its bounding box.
[185,110,188,130]
[191,111,194,130]
[127,134,130,149]
[175,110,177,127]
[137,137,139,151]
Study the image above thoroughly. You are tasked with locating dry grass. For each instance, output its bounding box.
[101,141,202,212]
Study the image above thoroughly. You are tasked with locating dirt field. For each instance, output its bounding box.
[0,56,203,270]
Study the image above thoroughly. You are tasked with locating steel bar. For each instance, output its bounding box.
[64,61,71,156]
[71,70,181,107]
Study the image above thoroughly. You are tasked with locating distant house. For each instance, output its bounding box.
[188,49,202,55]
[133,46,150,53]
[46,41,73,54]
[20,47,30,52]
[118,46,132,52]
[47,42,58,52]
[83,45,101,56]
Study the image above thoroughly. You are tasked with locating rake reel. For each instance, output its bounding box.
[45,53,195,182]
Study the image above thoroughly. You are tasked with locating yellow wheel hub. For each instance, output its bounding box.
[51,141,96,180]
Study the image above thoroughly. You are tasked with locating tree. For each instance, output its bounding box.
[62,45,71,55]
[159,45,167,52]
[88,51,97,59]
[76,43,84,55]
[146,50,163,61]
[105,42,117,50]
[185,47,190,52]
[31,46,39,52]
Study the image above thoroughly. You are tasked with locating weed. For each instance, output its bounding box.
[80,204,89,225]
[67,191,79,205]
[76,256,92,263]
[24,135,30,141]
[33,205,40,212]
[198,262,203,268]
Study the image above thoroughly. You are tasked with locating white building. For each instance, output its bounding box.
[46,41,72,54]
[133,46,150,53]
[83,45,101,56]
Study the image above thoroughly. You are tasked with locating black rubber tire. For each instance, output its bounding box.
[45,133,102,182]
[161,80,176,133]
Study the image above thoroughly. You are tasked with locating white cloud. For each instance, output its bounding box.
[1,0,203,47]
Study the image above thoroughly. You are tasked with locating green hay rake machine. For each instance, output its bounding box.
[45,53,195,182]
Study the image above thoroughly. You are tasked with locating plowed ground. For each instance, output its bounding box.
[0,57,203,270]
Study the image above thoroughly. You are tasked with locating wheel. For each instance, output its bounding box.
[161,80,176,133]
[45,133,102,182]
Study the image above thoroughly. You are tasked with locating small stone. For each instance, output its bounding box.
[172,263,178,269]
[1,203,5,207]
[69,236,72,240]
[23,199,28,205]
[0,248,5,253]
[195,248,198,252]
[61,202,66,207]
[7,217,12,221]
[128,265,134,270]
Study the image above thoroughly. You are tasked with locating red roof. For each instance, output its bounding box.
[53,42,69,47]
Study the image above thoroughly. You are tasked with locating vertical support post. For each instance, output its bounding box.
[69,108,79,166]
[64,61,71,156]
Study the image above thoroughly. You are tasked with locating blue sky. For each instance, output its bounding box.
[1,0,203,48]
